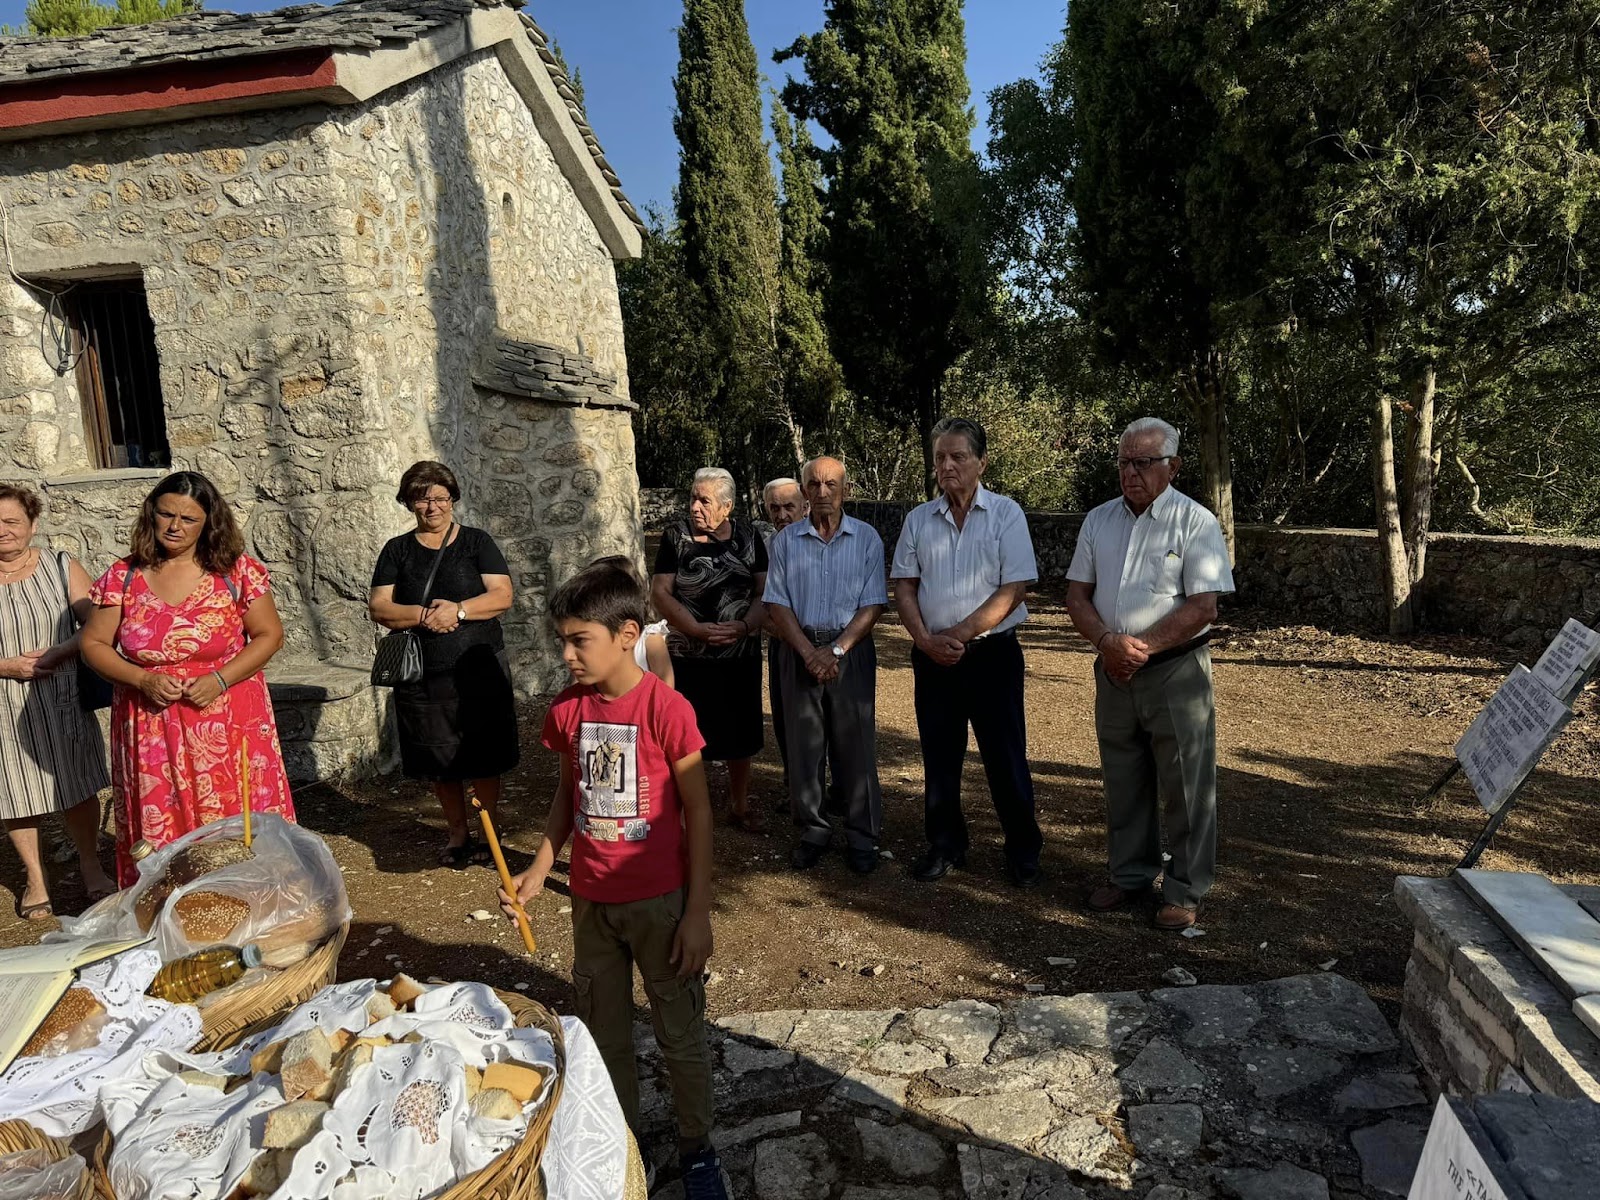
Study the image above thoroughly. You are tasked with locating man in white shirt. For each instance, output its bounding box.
[891,418,1043,887]
[765,458,887,873]
[1065,417,1235,931]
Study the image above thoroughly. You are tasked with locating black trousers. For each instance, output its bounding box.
[911,630,1041,868]
[777,638,882,850]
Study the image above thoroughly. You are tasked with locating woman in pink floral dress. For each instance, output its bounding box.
[81,472,295,886]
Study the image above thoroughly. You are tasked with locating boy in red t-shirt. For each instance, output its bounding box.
[501,562,725,1198]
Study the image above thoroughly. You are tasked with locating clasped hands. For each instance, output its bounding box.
[419,600,462,634]
[137,670,227,710]
[695,619,748,648]
[917,630,967,667]
[1100,633,1150,683]
[4,643,84,681]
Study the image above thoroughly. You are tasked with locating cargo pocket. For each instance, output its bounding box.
[570,968,596,1024]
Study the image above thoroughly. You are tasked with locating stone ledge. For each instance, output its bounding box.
[41,467,168,489]
[1394,875,1600,1101]
[265,660,374,704]
[472,329,635,411]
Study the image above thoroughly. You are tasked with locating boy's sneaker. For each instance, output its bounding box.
[680,1147,730,1200]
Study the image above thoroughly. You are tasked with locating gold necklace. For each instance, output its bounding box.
[0,549,35,580]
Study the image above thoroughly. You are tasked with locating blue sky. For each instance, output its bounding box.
[0,0,1067,213]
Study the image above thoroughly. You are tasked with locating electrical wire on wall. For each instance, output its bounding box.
[0,185,84,377]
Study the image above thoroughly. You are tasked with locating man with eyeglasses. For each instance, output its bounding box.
[1065,417,1234,931]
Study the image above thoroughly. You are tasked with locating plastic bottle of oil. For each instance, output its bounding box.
[147,944,263,1003]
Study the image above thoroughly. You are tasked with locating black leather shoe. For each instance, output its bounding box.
[911,848,965,882]
[790,842,827,870]
[847,848,879,875]
[1005,860,1043,889]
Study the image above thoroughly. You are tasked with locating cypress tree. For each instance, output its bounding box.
[779,0,989,489]
[772,103,842,445]
[673,0,791,493]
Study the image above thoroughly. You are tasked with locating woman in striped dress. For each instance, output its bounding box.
[0,484,115,920]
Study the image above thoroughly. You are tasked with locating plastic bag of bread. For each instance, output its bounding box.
[58,814,350,965]
[0,1149,89,1200]
[16,987,109,1060]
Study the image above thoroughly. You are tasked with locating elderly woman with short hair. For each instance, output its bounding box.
[651,467,768,829]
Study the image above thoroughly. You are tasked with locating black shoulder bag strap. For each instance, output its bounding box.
[417,523,455,614]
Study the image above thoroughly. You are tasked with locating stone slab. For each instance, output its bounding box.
[827,1068,910,1117]
[869,1041,949,1076]
[753,1133,838,1200]
[1221,1163,1330,1200]
[992,991,1148,1058]
[1152,984,1261,1048]
[911,1000,1001,1065]
[854,1117,950,1179]
[1126,1103,1204,1159]
[1473,1092,1600,1200]
[1350,1118,1428,1197]
[840,1189,940,1200]
[1456,870,1600,1001]
[1260,973,1398,1054]
[957,1144,1089,1200]
[1333,1072,1427,1113]
[790,1009,902,1056]
[715,1110,803,1150]
[1119,1038,1207,1096]
[724,1041,797,1074]
[1034,1116,1120,1180]
[1574,994,1600,1042]
[1238,1046,1345,1099]
[925,1090,1056,1147]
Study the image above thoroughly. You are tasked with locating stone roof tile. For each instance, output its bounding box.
[0,0,643,233]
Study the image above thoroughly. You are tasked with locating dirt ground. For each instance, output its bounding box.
[5,596,1598,1026]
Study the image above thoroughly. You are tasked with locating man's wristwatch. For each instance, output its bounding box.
[830,643,846,659]
[456,605,469,623]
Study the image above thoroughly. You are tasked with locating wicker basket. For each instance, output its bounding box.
[0,1118,96,1200]
[190,926,348,1053]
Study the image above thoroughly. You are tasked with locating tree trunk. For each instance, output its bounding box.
[1400,361,1438,590]
[916,378,940,499]
[1177,349,1237,562]
[1371,387,1413,635]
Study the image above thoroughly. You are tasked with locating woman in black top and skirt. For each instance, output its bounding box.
[369,461,519,867]
[651,466,767,830]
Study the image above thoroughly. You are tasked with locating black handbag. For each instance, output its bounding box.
[54,551,113,712]
[370,525,453,688]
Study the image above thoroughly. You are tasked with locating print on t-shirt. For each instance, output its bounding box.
[577,721,651,843]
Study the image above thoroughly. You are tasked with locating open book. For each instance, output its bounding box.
[0,936,151,1073]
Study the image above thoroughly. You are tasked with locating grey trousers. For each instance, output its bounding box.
[777,638,882,850]
[1093,647,1218,909]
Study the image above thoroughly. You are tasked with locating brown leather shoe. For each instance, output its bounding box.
[1153,903,1199,931]
[1087,882,1137,912]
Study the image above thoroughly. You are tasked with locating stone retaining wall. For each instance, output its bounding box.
[1393,875,1600,1101]
[843,501,1600,649]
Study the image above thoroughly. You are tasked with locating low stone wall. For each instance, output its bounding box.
[842,501,1600,649]
[1393,875,1600,1101]
[267,663,395,784]
[639,486,680,532]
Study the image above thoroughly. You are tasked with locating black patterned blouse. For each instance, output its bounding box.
[652,518,769,660]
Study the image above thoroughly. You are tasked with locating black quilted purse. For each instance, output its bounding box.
[370,526,452,688]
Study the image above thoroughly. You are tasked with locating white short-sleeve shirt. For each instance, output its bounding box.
[1066,486,1234,636]
[890,485,1039,636]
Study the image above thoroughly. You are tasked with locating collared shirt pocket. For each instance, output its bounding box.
[1151,550,1184,596]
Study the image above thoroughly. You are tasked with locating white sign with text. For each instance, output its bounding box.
[1407,1097,1510,1200]
[1455,665,1573,815]
[1532,618,1600,701]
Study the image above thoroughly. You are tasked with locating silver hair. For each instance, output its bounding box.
[1121,417,1180,457]
[691,467,737,507]
[762,477,801,502]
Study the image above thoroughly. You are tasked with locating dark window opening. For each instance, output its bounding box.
[67,280,169,470]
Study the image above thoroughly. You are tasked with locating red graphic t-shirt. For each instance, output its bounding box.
[542,670,706,904]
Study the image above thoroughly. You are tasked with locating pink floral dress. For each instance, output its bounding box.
[89,554,295,886]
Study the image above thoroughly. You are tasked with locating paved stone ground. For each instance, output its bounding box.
[641,975,1433,1200]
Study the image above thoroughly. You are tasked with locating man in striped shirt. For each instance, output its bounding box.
[764,457,888,874]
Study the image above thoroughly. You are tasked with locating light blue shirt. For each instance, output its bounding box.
[890,485,1038,636]
[763,515,888,632]
[1066,486,1235,636]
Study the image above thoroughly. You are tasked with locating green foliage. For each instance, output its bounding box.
[778,0,991,487]
[23,0,197,37]
[674,0,795,498]
[548,40,586,111]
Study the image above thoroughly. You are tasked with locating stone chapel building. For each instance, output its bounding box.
[0,0,645,778]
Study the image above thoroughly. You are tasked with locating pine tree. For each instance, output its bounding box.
[778,0,989,490]
[549,40,586,112]
[24,0,197,37]
[673,0,793,496]
[772,103,842,445]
